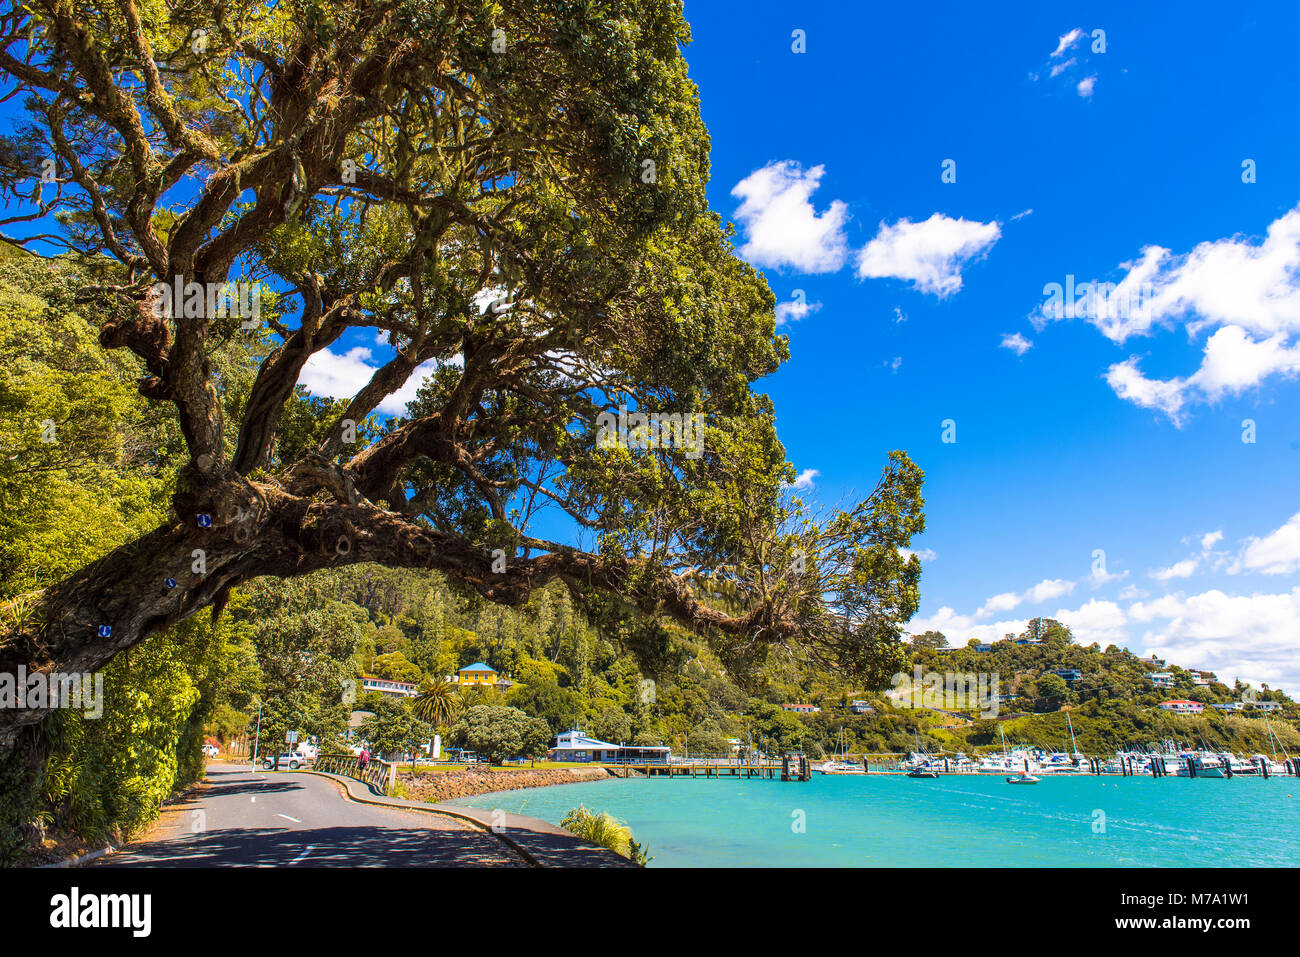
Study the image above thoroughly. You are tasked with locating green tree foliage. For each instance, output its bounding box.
[447,705,551,765]
[0,249,258,859]
[0,1,927,774]
[360,697,434,765]
[411,679,462,732]
[560,804,651,866]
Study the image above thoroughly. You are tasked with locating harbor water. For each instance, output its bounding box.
[451,773,1300,867]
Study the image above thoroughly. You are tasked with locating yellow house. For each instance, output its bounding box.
[457,662,499,688]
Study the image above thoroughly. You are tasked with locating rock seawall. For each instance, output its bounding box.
[403,766,613,804]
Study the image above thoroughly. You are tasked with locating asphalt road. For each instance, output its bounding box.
[92,763,524,867]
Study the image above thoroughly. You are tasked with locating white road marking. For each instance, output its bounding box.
[277,813,302,823]
[289,845,313,864]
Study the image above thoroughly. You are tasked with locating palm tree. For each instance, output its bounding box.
[412,679,463,733]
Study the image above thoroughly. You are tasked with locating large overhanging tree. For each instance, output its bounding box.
[0,0,924,757]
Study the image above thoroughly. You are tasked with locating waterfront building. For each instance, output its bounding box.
[547,729,672,764]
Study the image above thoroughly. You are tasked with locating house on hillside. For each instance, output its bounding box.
[1149,672,1175,690]
[361,675,418,698]
[1158,699,1203,715]
[455,662,514,692]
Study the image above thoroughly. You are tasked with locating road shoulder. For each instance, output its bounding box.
[305,770,637,868]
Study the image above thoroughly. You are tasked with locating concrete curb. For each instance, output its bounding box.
[303,769,633,868]
[37,844,116,869]
[304,770,540,867]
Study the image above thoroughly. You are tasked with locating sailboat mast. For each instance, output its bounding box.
[1265,715,1281,761]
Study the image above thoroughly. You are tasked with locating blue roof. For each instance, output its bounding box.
[459,662,496,673]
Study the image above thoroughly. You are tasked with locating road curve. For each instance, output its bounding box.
[92,763,524,867]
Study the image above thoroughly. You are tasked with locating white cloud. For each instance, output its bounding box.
[1026,579,1076,603]
[1051,28,1084,58]
[976,578,1075,617]
[901,547,938,562]
[1046,206,1300,422]
[1049,57,1076,78]
[907,606,1027,646]
[978,591,1021,617]
[1117,584,1148,600]
[774,299,821,326]
[1000,332,1033,355]
[790,468,820,490]
[1053,598,1128,644]
[1011,208,1034,221]
[298,346,438,416]
[1234,511,1300,575]
[1200,530,1224,552]
[1076,75,1097,98]
[1128,587,1300,689]
[731,161,849,273]
[1150,558,1199,581]
[1088,565,1129,588]
[856,214,1001,297]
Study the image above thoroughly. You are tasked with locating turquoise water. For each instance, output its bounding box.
[451,774,1300,866]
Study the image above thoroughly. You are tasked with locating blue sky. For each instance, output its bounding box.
[671,0,1300,691]
[7,3,1300,693]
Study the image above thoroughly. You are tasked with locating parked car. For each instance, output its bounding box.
[201,744,219,758]
[262,751,312,770]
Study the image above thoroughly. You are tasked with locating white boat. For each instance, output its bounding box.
[1219,752,1258,776]
[817,728,865,774]
[1251,754,1286,776]
[1176,751,1227,778]
[1038,713,1087,773]
[1006,769,1040,784]
[818,761,864,774]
